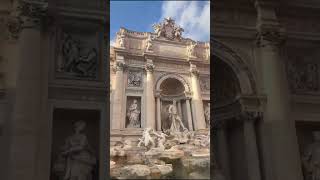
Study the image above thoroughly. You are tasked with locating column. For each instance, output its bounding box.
[216,120,231,180]
[177,100,182,117]
[156,93,161,131]
[255,1,303,179]
[111,57,126,130]
[185,98,193,131]
[145,59,156,129]
[242,111,261,180]
[189,63,206,129]
[7,1,47,180]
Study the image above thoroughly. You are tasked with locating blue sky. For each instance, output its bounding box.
[110,1,210,45]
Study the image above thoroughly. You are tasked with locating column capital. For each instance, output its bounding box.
[213,119,228,130]
[254,0,286,48]
[6,0,48,40]
[145,59,155,72]
[184,91,192,99]
[113,60,126,71]
[189,63,199,76]
[256,26,286,48]
[239,111,263,122]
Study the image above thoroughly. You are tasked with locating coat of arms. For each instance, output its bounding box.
[152,17,184,41]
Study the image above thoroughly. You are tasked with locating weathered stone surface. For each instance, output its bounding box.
[160,148,184,160]
[120,164,151,178]
[155,164,173,176]
[182,156,210,172]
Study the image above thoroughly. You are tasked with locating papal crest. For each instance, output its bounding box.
[152,17,184,41]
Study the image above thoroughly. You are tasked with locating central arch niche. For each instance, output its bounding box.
[213,56,241,106]
[213,55,249,180]
[156,75,192,131]
[160,78,185,96]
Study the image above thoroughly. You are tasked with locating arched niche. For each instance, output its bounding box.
[213,39,256,95]
[155,73,191,94]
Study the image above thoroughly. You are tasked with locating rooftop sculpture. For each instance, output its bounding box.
[152,17,184,41]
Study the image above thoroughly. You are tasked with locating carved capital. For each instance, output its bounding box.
[114,60,126,71]
[190,64,199,76]
[256,26,286,48]
[145,60,155,72]
[6,0,48,39]
[6,16,23,40]
[184,91,192,99]
[213,119,227,130]
[239,111,263,122]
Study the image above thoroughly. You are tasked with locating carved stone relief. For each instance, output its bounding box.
[152,17,184,41]
[287,60,319,94]
[127,70,143,87]
[200,76,210,92]
[56,31,98,79]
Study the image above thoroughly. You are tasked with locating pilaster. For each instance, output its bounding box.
[254,1,303,179]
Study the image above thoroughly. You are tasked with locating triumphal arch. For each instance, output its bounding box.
[110,17,210,141]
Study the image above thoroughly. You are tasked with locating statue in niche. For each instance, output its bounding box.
[54,120,96,180]
[302,131,320,180]
[168,101,188,134]
[204,103,210,128]
[126,99,141,128]
[58,32,98,78]
[127,71,142,87]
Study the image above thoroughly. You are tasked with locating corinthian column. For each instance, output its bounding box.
[6,1,48,180]
[145,59,156,129]
[241,111,261,180]
[189,63,206,129]
[255,1,303,179]
[111,57,126,130]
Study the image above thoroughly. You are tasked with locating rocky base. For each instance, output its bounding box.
[110,130,220,179]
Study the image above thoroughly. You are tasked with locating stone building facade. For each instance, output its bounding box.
[0,0,320,180]
[213,1,320,180]
[109,18,210,144]
[0,0,107,180]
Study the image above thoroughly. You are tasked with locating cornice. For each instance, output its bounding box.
[213,23,257,40]
[55,7,105,21]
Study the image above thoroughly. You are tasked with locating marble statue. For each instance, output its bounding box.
[123,139,133,150]
[145,35,153,51]
[137,128,156,148]
[153,131,168,150]
[204,103,210,128]
[187,42,197,57]
[152,17,184,41]
[302,131,320,180]
[118,35,125,48]
[173,26,184,41]
[168,101,187,134]
[152,23,164,38]
[59,120,96,180]
[126,99,141,128]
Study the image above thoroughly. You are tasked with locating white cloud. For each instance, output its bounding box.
[110,37,116,47]
[160,1,210,42]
